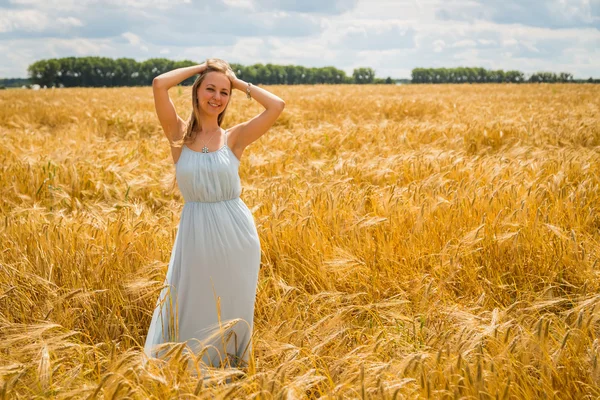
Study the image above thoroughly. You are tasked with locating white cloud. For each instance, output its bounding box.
[452,39,477,48]
[230,37,269,61]
[221,0,255,10]
[477,39,497,46]
[502,38,518,47]
[121,30,148,51]
[436,0,599,29]
[47,37,113,56]
[122,32,141,46]
[253,0,359,15]
[6,0,87,11]
[56,17,83,28]
[0,9,49,33]
[0,0,598,79]
[433,39,445,52]
[333,22,416,50]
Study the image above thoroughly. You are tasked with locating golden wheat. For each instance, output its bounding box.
[0,83,599,399]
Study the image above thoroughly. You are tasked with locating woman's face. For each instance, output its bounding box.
[197,71,231,116]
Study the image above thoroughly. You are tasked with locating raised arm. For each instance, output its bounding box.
[152,63,206,141]
[229,77,285,151]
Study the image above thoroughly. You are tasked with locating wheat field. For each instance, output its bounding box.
[0,83,599,399]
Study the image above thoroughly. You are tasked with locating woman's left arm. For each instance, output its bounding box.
[230,78,285,150]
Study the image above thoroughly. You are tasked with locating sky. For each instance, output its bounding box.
[0,0,599,79]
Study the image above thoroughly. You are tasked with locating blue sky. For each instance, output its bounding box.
[1,0,598,79]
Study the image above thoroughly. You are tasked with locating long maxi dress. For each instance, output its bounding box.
[143,129,261,373]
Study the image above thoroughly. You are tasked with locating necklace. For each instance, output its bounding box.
[198,128,221,153]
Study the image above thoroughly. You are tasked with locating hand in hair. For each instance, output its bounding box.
[198,61,208,74]
[227,67,237,81]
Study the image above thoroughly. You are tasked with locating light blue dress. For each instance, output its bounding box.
[143,129,261,373]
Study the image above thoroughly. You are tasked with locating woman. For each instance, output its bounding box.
[143,58,285,375]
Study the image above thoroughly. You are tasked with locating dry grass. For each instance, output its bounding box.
[0,83,599,399]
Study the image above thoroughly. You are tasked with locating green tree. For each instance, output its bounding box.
[353,67,375,84]
[506,70,524,83]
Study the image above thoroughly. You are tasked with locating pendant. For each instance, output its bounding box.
[202,146,209,153]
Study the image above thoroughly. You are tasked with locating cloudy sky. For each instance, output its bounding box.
[1,0,599,79]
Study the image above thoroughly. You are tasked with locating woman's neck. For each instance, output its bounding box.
[197,114,220,133]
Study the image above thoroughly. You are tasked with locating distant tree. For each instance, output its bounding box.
[271,64,286,84]
[243,65,258,84]
[504,70,524,83]
[558,72,573,82]
[455,67,467,83]
[353,67,375,84]
[28,58,59,87]
[411,68,423,83]
[0,78,30,88]
[408,67,581,84]
[494,69,505,83]
[230,62,244,79]
[255,64,271,84]
[529,71,558,83]
[283,65,297,84]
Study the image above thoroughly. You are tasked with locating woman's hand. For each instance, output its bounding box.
[228,68,237,81]
[198,61,208,74]
[226,69,240,87]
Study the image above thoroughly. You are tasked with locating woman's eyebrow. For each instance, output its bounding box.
[206,83,229,92]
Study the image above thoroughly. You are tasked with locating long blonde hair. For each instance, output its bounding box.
[172,58,235,149]
[168,58,235,193]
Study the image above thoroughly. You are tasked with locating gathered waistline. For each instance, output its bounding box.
[184,197,240,204]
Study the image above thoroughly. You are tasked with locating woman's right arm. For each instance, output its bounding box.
[152,63,206,141]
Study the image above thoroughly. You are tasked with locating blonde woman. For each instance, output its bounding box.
[143,58,285,375]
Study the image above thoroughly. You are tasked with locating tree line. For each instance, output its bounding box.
[411,67,598,84]
[0,57,597,88]
[21,57,390,88]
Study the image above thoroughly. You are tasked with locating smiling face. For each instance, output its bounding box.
[196,71,231,116]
